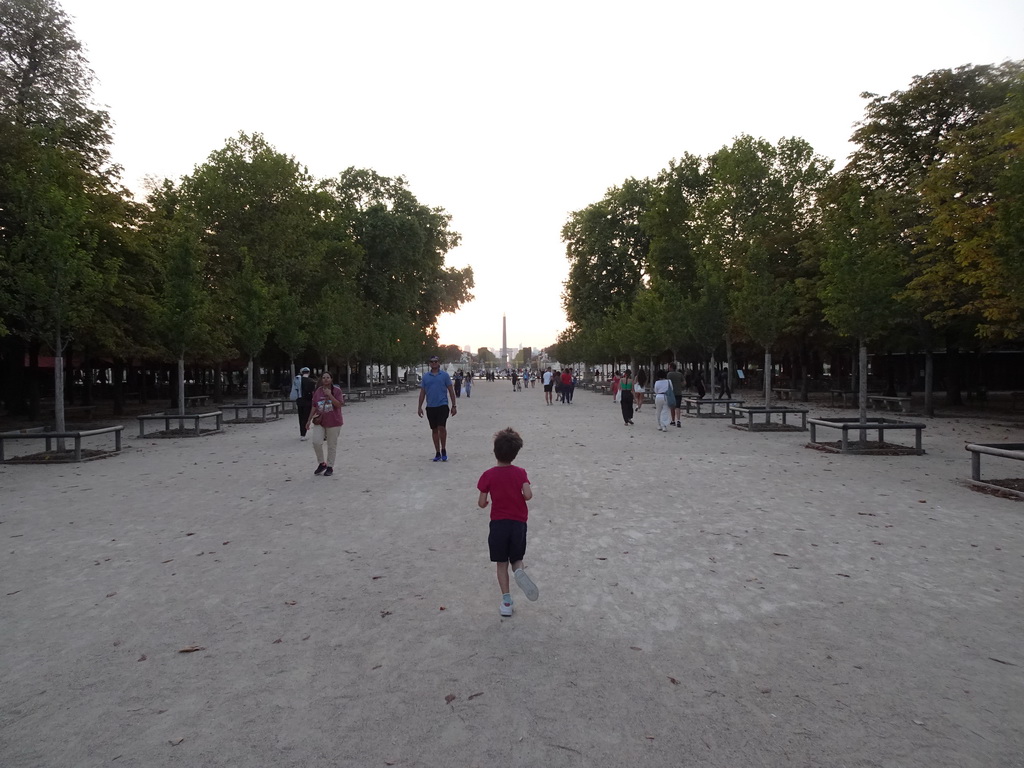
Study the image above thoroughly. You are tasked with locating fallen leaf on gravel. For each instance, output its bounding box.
[668,677,680,685]
[760,688,772,694]
[988,657,1018,666]
[836,573,850,578]
[178,646,205,653]
[772,553,789,557]
[106,592,117,597]
[272,638,282,644]
[630,646,642,651]
[439,606,446,611]
[301,635,310,641]
[372,576,383,580]
[162,559,173,564]
[468,692,484,700]
[6,591,20,595]
[445,694,456,704]
[284,600,297,606]
[137,655,147,661]
[169,737,184,745]
[918,500,926,503]
[597,557,607,560]
[222,541,230,545]
[380,611,392,617]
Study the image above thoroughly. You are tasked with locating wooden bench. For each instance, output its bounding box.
[221,402,282,422]
[0,425,125,462]
[138,411,223,437]
[772,388,795,401]
[868,395,912,414]
[272,398,298,414]
[808,417,925,454]
[729,405,808,431]
[681,397,745,418]
[829,390,857,407]
[964,443,1024,498]
[44,405,96,421]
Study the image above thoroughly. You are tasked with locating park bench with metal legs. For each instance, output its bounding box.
[1,425,125,462]
[808,417,925,454]
[868,395,913,414]
[964,443,1024,497]
[729,405,808,431]
[681,397,745,418]
[138,411,223,437]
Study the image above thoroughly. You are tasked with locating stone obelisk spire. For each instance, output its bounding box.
[502,314,508,367]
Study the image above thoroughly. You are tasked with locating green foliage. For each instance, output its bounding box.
[0,0,113,174]
[817,175,905,342]
[561,178,653,330]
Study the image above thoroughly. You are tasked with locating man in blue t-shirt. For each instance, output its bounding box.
[417,355,458,461]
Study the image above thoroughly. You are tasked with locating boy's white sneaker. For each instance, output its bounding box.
[499,600,513,617]
[514,568,539,601]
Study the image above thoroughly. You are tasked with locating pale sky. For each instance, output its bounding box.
[61,0,1023,354]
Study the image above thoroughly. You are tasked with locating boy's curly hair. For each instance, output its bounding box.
[493,427,523,464]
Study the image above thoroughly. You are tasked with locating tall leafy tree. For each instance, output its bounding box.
[848,63,1022,403]
[562,178,653,332]
[818,174,905,428]
[0,0,112,174]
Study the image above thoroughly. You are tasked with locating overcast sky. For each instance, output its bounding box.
[61,0,1023,354]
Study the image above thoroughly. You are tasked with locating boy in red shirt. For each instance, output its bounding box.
[477,428,539,617]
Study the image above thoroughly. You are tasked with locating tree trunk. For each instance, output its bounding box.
[54,326,67,452]
[112,359,125,416]
[247,357,255,407]
[763,349,772,407]
[177,356,186,430]
[725,338,733,394]
[925,350,934,417]
[859,341,869,443]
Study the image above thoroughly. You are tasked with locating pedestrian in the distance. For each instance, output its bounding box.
[291,366,316,441]
[464,370,473,398]
[653,369,672,431]
[417,355,457,461]
[619,370,634,425]
[306,372,344,477]
[477,427,539,617]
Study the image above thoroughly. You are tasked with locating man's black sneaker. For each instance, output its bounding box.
[324,466,333,477]
[314,463,327,475]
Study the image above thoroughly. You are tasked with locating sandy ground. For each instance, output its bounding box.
[1,382,1022,768]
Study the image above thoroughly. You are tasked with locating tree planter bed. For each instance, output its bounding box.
[221,402,282,423]
[964,443,1024,499]
[681,398,745,418]
[729,405,808,432]
[808,417,925,455]
[1,425,125,463]
[138,411,223,437]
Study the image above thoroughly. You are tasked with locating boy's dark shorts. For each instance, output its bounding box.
[489,519,527,563]
[543,384,553,392]
[425,405,449,429]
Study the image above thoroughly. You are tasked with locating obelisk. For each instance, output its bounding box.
[502,314,508,367]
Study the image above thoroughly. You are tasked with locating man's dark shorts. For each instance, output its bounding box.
[489,519,527,563]
[543,383,553,392]
[425,405,450,429]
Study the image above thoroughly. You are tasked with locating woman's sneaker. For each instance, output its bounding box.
[513,568,539,601]
[499,600,513,617]
[314,463,327,475]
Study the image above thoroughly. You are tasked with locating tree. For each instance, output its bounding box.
[562,178,653,332]
[818,174,906,430]
[0,0,113,174]
[848,63,1022,404]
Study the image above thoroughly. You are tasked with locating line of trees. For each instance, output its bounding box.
[552,61,1024,416]
[0,0,474,428]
